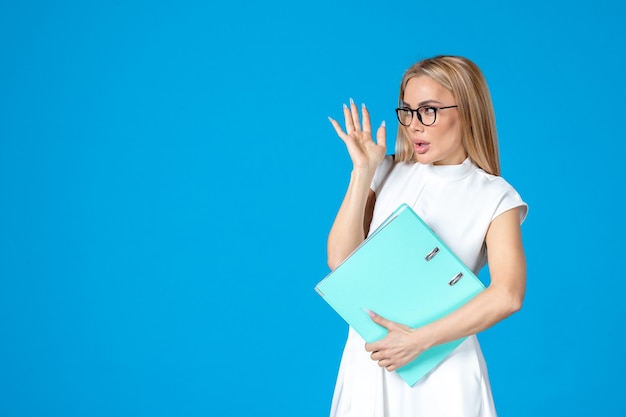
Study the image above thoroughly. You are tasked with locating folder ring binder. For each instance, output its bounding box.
[425,247,440,261]
[315,203,486,386]
[448,272,464,286]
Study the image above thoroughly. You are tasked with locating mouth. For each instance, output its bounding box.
[413,139,430,154]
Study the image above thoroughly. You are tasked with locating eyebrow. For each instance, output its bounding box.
[400,99,444,107]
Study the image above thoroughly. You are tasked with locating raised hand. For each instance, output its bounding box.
[328,99,386,173]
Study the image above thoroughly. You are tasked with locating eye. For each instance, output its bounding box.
[423,107,437,115]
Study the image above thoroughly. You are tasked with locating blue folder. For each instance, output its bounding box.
[315,203,485,386]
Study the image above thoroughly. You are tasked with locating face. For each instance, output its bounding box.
[401,75,466,165]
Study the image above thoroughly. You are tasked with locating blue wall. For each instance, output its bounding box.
[1,1,624,415]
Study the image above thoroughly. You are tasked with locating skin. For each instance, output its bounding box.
[327,99,385,271]
[327,76,526,372]
[400,75,466,166]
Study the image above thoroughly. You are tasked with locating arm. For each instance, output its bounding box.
[327,183,377,271]
[327,100,386,271]
[366,207,526,371]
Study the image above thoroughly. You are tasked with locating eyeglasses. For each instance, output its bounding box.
[395,105,458,127]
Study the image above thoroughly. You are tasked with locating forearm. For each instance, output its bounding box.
[365,282,524,372]
[416,284,524,350]
[327,168,375,270]
[417,208,527,350]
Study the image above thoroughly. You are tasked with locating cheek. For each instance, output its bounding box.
[444,117,463,143]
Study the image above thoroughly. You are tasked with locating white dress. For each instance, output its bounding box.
[329,156,528,417]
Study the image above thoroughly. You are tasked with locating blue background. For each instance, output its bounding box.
[1,0,624,416]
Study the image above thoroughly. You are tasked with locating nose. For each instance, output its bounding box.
[408,113,424,131]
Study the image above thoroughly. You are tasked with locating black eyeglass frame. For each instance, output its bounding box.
[395,105,458,127]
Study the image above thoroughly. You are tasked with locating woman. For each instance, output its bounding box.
[326,55,528,416]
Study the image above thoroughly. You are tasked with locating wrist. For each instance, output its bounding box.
[350,166,377,180]
[412,325,435,352]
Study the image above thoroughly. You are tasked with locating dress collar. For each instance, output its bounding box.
[422,157,474,180]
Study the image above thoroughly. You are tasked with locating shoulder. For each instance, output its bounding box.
[470,165,516,193]
[468,164,529,224]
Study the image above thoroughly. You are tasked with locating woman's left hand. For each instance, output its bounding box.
[364,311,425,372]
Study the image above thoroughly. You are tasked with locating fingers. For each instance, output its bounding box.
[367,348,398,371]
[361,103,372,133]
[368,309,396,330]
[342,102,355,134]
[328,116,347,140]
[363,311,418,372]
[330,99,378,135]
[349,98,361,132]
[376,120,386,148]
[366,344,404,371]
[375,358,396,371]
[342,98,363,134]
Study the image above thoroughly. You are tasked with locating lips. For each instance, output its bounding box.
[413,139,430,154]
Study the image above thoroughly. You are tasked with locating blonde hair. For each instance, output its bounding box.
[395,55,500,176]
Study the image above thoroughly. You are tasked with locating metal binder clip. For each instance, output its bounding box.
[448,272,463,286]
[425,247,440,261]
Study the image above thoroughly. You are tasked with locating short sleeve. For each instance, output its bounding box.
[370,155,395,194]
[493,186,528,225]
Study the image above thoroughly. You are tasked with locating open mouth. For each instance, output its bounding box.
[414,141,430,153]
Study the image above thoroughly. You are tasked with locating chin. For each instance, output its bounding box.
[413,153,435,165]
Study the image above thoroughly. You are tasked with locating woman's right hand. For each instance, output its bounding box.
[329,99,386,173]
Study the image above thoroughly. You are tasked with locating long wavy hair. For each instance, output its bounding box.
[395,55,500,176]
